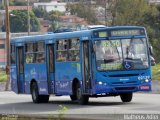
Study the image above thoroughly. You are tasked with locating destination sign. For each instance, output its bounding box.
[93,28,145,38]
[93,31,108,38]
[111,29,145,36]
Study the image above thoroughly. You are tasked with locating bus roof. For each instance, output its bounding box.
[11,30,92,43]
[11,26,145,44]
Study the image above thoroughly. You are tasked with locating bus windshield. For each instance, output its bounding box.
[95,38,149,71]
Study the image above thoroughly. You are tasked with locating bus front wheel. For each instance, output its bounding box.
[76,84,89,105]
[31,82,49,103]
[70,95,77,101]
[120,93,133,102]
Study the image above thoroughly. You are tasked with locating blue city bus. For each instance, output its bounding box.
[10,26,152,105]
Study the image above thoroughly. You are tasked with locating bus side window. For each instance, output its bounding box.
[25,43,35,64]
[35,42,45,63]
[68,38,80,61]
[56,39,67,62]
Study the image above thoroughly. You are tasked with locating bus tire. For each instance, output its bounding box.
[120,93,133,102]
[76,84,89,105]
[70,95,77,101]
[31,82,49,103]
[40,95,49,103]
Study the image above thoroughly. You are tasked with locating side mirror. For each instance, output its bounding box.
[150,56,156,66]
[149,46,153,56]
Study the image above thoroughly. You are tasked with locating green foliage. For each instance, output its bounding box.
[11,1,27,6]
[0,72,7,82]
[33,7,48,18]
[152,64,160,80]
[111,0,157,26]
[47,11,64,21]
[48,22,59,32]
[2,10,40,33]
[9,1,15,6]
[48,105,68,120]
[57,105,68,120]
[47,11,64,31]
[0,5,4,10]
[66,3,98,24]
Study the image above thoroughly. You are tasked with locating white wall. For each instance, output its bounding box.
[34,1,66,12]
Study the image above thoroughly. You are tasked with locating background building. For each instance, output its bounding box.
[149,0,160,5]
[0,33,6,68]
[34,1,66,12]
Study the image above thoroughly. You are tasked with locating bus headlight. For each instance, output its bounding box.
[145,79,149,83]
[96,81,108,85]
[98,82,103,85]
[141,79,151,83]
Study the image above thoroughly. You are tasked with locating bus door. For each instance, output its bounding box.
[82,41,92,94]
[16,46,25,93]
[46,44,55,94]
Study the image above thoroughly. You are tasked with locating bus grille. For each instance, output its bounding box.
[114,87,136,91]
[108,74,139,77]
[112,81,137,85]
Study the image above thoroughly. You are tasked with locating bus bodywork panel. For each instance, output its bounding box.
[10,65,18,93]
[55,62,82,95]
[24,64,48,95]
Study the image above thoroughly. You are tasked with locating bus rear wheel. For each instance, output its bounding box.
[120,93,133,102]
[76,84,89,105]
[31,82,49,103]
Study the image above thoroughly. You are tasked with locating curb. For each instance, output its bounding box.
[0,114,110,120]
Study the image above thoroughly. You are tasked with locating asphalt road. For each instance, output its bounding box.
[0,92,160,120]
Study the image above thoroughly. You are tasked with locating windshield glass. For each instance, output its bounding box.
[95,38,149,71]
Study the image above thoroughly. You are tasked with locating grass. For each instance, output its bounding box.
[0,71,7,82]
[152,64,160,80]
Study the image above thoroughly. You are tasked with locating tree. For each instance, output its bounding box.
[66,2,98,24]
[107,0,157,26]
[47,10,64,21]
[11,1,27,6]
[48,22,58,32]
[144,5,160,61]
[47,11,64,31]
[33,7,48,18]
[2,10,40,33]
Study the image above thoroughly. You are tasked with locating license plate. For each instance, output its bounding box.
[140,86,150,90]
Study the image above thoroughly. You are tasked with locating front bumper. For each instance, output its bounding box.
[94,82,152,94]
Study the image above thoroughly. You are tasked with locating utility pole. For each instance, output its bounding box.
[5,0,10,91]
[27,0,30,36]
[105,0,107,26]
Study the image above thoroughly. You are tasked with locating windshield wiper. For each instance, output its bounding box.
[109,41,121,60]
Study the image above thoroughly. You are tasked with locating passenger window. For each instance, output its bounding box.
[69,38,80,50]
[36,42,45,52]
[25,43,34,52]
[26,53,34,64]
[68,38,80,61]
[35,53,45,63]
[35,42,45,63]
[25,43,35,64]
[56,39,68,62]
[25,42,45,64]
